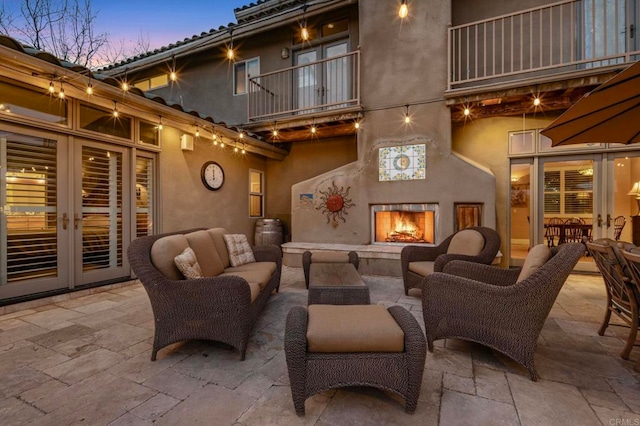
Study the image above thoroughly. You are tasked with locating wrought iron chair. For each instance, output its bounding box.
[586,239,638,363]
[614,216,626,241]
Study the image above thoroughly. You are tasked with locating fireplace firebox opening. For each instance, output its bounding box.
[371,204,438,244]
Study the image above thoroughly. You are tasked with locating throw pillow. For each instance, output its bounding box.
[223,234,256,267]
[174,247,203,279]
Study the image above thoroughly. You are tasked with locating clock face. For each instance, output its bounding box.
[201,161,224,190]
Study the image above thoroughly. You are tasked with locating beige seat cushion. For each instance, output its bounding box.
[517,244,552,283]
[247,282,261,304]
[207,228,230,268]
[408,261,434,277]
[447,229,485,256]
[151,234,189,280]
[184,230,225,276]
[224,261,277,276]
[311,251,351,263]
[306,305,404,353]
[219,268,273,290]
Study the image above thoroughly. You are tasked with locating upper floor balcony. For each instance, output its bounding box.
[448,0,640,94]
[247,50,360,123]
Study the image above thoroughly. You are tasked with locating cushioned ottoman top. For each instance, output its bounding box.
[311,251,351,263]
[306,305,404,353]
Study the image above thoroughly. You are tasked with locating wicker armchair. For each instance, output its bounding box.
[127,229,282,361]
[422,242,584,380]
[401,226,501,295]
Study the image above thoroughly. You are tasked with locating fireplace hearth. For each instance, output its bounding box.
[371,204,438,245]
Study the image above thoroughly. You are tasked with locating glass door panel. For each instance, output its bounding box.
[324,41,349,108]
[135,155,155,238]
[1,129,69,299]
[608,153,640,243]
[295,49,319,112]
[541,158,595,271]
[76,141,130,284]
[510,162,532,265]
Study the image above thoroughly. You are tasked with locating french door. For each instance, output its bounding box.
[1,126,133,300]
[510,151,640,271]
[294,40,350,112]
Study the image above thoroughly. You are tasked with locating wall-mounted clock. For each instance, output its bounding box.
[201,161,224,191]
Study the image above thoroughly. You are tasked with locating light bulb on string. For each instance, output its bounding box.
[122,81,129,92]
[158,116,163,131]
[463,106,470,116]
[533,97,541,106]
[239,131,244,139]
[86,81,93,95]
[241,144,246,154]
[301,20,310,41]
[58,83,65,99]
[195,126,200,138]
[234,143,239,153]
[48,81,55,94]
[226,30,235,60]
[399,0,408,19]
[170,71,177,82]
[404,105,411,124]
[354,121,360,130]
[112,102,119,118]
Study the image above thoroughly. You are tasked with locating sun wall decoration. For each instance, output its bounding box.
[316,182,355,227]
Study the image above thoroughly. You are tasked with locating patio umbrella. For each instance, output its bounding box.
[541,60,640,146]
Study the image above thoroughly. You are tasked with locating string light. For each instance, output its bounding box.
[158,116,163,130]
[301,19,310,41]
[354,120,360,129]
[48,81,55,94]
[220,140,225,148]
[112,101,119,118]
[58,83,65,99]
[169,55,178,81]
[463,107,470,116]
[399,0,408,19]
[241,143,246,154]
[86,81,93,95]
[195,126,200,138]
[234,143,239,153]
[533,96,541,106]
[404,104,411,124]
[239,131,244,139]
[226,30,235,60]
[310,124,317,134]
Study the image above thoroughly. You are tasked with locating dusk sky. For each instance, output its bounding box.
[93,0,251,51]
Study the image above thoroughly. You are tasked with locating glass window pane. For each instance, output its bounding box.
[79,104,132,140]
[149,74,168,89]
[322,19,348,37]
[509,131,534,154]
[250,171,262,192]
[139,121,160,146]
[235,62,246,94]
[250,195,263,217]
[0,79,67,125]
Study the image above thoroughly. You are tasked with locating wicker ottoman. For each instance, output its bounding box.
[284,304,426,415]
[302,250,359,288]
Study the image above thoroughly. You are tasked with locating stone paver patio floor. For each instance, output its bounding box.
[0,267,639,425]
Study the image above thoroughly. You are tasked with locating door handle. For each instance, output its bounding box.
[606,214,612,228]
[74,213,82,230]
[62,213,69,230]
[597,214,603,227]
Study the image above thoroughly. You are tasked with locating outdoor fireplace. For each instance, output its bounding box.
[371,204,438,244]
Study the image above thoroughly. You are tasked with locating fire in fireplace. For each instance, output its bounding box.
[371,204,438,244]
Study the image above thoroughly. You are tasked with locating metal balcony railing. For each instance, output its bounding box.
[448,0,640,90]
[248,50,360,121]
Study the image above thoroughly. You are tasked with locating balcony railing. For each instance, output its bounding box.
[448,0,640,91]
[248,50,360,122]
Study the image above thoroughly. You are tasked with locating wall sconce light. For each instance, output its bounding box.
[281,47,290,59]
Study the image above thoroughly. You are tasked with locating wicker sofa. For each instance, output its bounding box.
[127,228,282,361]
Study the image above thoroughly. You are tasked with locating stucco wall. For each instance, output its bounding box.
[452,114,556,262]
[265,136,357,242]
[159,126,267,241]
[452,0,557,25]
[138,4,359,125]
[291,0,497,245]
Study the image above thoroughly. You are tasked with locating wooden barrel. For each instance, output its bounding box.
[255,218,283,246]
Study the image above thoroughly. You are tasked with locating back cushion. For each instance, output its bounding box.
[151,234,189,280]
[207,228,230,268]
[447,229,485,256]
[185,230,225,276]
[517,244,552,283]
